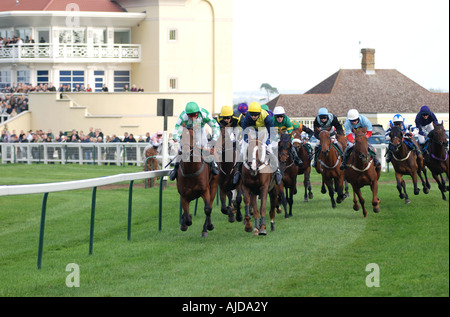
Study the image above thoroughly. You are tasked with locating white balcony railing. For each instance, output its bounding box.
[0,43,141,62]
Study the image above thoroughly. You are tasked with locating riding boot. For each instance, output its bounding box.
[274,168,282,185]
[312,146,320,168]
[169,162,179,181]
[291,147,303,166]
[385,149,392,163]
[233,162,243,185]
[373,155,381,167]
[209,161,219,175]
[340,148,349,170]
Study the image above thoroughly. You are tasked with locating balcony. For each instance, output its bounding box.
[0,43,141,63]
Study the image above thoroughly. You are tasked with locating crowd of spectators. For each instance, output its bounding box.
[0,127,168,145]
[1,90,29,119]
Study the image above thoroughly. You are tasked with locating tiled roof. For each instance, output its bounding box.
[268,69,449,118]
[0,0,124,12]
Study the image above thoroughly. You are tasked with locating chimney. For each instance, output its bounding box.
[361,48,375,74]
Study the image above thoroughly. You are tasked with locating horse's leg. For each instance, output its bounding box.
[431,172,447,200]
[235,188,243,222]
[201,189,213,237]
[219,185,228,215]
[344,179,349,198]
[284,187,290,218]
[269,188,277,232]
[395,172,408,202]
[353,185,367,218]
[417,168,429,194]
[251,193,260,235]
[325,177,336,208]
[258,187,269,236]
[242,187,252,232]
[180,196,192,231]
[321,178,327,194]
[226,190,236,222]
[371,180,381,213]
[287,187,293,217]
[411,170,420,196]
[335,174,346,204]
[351,185,360,212]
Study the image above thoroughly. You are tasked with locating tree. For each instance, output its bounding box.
[260,83,279,102]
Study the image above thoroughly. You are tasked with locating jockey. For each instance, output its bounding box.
[215,105,241,146]
[414,105,438,152]
[292,120,314,161]
[272,106,303,165]
[169,101,220,181]
[340,109,381,170]
[150,131,163,148]
[312,107,345,167]
[233,101,282,185]
[385,114,421,163]
[237,103,248,127]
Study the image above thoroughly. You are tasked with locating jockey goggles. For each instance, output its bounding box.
[249,112,260,117]
[275,114,284,119]
[187,112,199,119]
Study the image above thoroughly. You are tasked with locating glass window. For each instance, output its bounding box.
[93,28,106,44]
[17,70,30,84]
[59,70,85,89]
[114,70,130,91]
[114,30,130,44]
[0,70,11,90]
[37,70,49,85]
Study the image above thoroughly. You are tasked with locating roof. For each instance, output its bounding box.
[267,69,449,118]
[0,0,124,12]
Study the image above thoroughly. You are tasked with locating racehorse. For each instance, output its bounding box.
[317,130,347,208]
[278,133,298,217]
[217,126,243,222]
[240,132,280,235]
[388,126,430,203]
[344,127,381,217]
[144,143,159,187]
[176,126,219,237]
[291,128,313,202]
[424,122,449,200]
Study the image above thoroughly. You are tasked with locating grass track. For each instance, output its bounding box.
[0,164,448,297]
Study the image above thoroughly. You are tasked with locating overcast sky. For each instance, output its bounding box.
[232,0,449,93]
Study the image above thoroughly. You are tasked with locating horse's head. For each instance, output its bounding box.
[247,136,267,174]
[278,133,292,164]
[353,127,370,162]
[389,126,403,152]
[319,130,331,154]
[180,126,201,162]
[431,122,448,147]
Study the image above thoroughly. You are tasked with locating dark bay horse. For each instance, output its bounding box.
[317,130,347,208]
[217,126,243,222]
[241,135,279,235]
[424,122,449,200]
[291,128,313,202]
[176,127,219,237]
[278,133,298,217]
[344,128,381,217]
[389,126,430,203]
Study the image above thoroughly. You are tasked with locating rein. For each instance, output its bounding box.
[348,159,373,172]
[431,152,448,162]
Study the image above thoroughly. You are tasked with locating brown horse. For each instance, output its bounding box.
[144,144,159,187]
[424,122,449,200]
[317,130,347,208]
[176,127,219,237]
[344,128,381,217]
[241,135,279,235]
[217,126,243,222]
[291,128,313,202]
[278,133,298,217]
[389,126,430,203]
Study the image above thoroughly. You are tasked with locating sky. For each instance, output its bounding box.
[232,0,450,94]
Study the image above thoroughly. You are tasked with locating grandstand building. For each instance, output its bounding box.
[0,0,233,136]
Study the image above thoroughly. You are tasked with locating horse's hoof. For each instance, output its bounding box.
[253,228,259,236]
[309,193,314,199]
[332,203,336,208]
[423,188,430,194]
[180,225,188,231]
[185,214,192,226]
[221,208,228,215]
[321,188,326,194]
[259,229,267,236]
[236,213,243,222]
[353,205,360,211]
[271,223,275,231]
[207,223,214,231]
[201,232,208,238]
[276,207,282,214]
[414,189,420,195]
[245,226,253,233]
[304,198,308,202]
[228,215,236,223]
[405,199,411,204]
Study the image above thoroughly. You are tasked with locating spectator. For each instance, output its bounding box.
[102,84,108,92]
[85,84,92,92]
[130,84,137,92]
[123,85,129,92]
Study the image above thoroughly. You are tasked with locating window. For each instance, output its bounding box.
[169,28,178,42]
[114,30,130,44]
[17,70,30,84]
[37,70,49,85]
[169,78,178,90]
[94,70,105,92]
[114,70,130,91]
[58,29,86,44]
[93,28,106,44]
[0,70,11,90]
[59,70,85,89]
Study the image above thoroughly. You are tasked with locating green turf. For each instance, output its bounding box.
[0,164,448,296]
